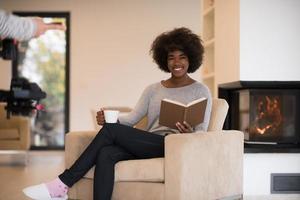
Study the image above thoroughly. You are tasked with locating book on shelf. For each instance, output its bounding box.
[159,97,208,129]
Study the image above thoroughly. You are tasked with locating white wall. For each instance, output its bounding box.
[244,154,300,195]
[0,0,201,131]
[240,0,300,81]
[238,0,300,196]
[0,60,12,89]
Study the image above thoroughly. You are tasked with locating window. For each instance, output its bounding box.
[13,12,70,149]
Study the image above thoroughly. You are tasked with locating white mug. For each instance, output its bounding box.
[104,110,119,123]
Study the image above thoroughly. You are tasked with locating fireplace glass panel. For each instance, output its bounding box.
[239,89,299,143]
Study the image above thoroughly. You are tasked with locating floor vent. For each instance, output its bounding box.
[271,173,300,194]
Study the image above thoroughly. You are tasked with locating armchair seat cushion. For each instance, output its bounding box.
[84,157,164,182]
[0,129,19,139]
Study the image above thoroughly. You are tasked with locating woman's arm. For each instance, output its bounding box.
[118,85,153,127]
[0,10,65,41]
[0,10,35,41]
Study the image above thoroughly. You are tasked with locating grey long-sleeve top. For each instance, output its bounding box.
[118,81,212,136]
[0,10,36,41]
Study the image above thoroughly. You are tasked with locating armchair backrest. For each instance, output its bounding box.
[207,98,229,131]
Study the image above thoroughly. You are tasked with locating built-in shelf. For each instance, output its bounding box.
[204,38,214,47]
[202,72,215,79]
[201,0,216,97]
[203,0,215,11]
[203,6,214,17]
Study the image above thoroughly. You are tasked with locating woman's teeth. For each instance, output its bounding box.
[174,67,182,71]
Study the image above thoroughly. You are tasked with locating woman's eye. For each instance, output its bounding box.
[180,56,187,60]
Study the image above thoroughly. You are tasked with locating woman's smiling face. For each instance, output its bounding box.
[167,50,189,78]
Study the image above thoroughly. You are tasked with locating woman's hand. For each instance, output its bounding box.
[96,108,105,125]
[176,121,194,133]
[32,17,66,37]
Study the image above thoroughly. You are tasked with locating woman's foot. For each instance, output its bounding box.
[23,178,68,200]
[46,178,68,198]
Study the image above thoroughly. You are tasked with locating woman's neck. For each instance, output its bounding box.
[162,75,195,88]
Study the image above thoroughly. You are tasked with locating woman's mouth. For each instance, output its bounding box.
[173,67,183,71]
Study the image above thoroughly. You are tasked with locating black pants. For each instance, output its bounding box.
[59,123,165,200]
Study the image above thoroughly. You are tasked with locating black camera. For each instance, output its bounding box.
[0,77,46,118]
[0,39,18,60]
[0,39,47,118]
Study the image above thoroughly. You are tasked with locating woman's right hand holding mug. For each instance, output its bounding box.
[96,108,105,125]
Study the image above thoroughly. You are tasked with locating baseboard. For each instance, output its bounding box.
[0,150,28,165]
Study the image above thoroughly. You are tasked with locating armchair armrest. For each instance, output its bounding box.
[164,130,244,200]
[65,130,98,168]
[18,117,31,150]
[0,116,28,129]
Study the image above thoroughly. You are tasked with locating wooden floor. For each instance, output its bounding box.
[0,150,65,200]
[0,150,299,200]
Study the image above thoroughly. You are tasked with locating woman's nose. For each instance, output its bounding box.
[173,57,180,64]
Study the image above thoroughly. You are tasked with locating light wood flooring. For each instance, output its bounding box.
[0,150,65,200]
[0,150,299,200]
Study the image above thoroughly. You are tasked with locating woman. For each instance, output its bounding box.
[23,27,212,200]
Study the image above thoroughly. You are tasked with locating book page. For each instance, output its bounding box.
[162,98,186,107]
[163,97,207,107]
[186,97,207,107]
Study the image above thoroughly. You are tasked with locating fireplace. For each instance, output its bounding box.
[219,81,300,153]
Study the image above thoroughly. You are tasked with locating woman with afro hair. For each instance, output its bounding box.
[23,27,212,200]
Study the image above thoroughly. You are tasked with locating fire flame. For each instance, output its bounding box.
[251,96,283,135]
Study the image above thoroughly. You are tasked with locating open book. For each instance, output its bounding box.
[159,97,208,129]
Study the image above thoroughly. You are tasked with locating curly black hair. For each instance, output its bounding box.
[150,27,204,73]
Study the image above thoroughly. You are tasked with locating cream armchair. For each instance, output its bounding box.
[0,103,31,150]
[65,99,244,200]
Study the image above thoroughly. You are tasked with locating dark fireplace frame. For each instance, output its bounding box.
[218,81,300,153]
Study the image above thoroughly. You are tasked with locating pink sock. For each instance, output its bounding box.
[45,178,68,198]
